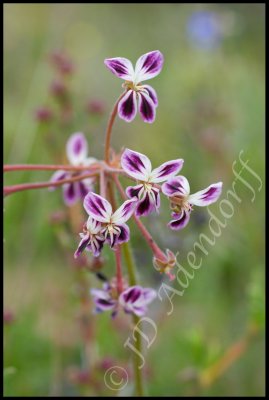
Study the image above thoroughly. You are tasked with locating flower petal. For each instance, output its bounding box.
[134,50,164,82]
[120,286,142,305]
[63,182,80,206]
[162,176,190,197]
[150,187,161,210]
[188,182,223,206]
[89,237,104,257]
[95,298,116,311]
[126,184,144,199]
[111,198,137,224]
[150,159,184,183]
[74,232,90,258]
[142,288,157,304]
[66,132,88,166]
[168,210,191,230]
[121,148,152,181]
[114,224,130,245]
[142,84,158,106]
[83,192,112,222]
[136,193,155,217]
[138,92,156,123]
[104,57,134,80]
[49,170,68,191]
[86,216,102,234]
[118,90,137,122]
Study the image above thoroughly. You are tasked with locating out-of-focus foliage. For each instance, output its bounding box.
[4,3,265,396]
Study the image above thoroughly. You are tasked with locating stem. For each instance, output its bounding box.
[122,242,136,286]
[104,91,126,164]
[4,163,100,172]
[115,245,123,294]
[99,170,106,198]
[112,175,166,262]
[4,171,98,197]
[122,241,144,397]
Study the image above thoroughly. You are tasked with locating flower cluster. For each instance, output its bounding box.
[9,50,223,318]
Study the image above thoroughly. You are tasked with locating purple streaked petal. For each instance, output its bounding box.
[150,187,161,210]
[162,175,190,197]
[121,148,152,181]
[49,170,68,191]
[83,192,112,222]
[142,84,158,106]
[104,57,134,80]
[87,237,104,257]
[126,184,144,199]
[86,216,102,234]
[150,159,184,183]
[66,132,88,166]
[74,232,90,258]
[134,50,164,82]
[118,90,137,122]
[95,298,116,311]
[137,92,156,123]
[135,193,155,217]
[114,224,130,245]
[63,182,80,206]
[188,182,223,206]
[111,198,137,224]
[119,286,142,306]
[168,210,191,230]
[78,181,91,198]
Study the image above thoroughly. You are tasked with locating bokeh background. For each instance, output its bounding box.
[4,3,265,397]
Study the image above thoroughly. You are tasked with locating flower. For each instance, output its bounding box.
[104,50,164,123]
[83,192,137,248]
[162,176,223,230]
[121,148,184,217]
[91,283,156,317]
[153,249,177,281]
[74,217,104,258]
[49,132,96,206]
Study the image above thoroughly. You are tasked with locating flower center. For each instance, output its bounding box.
[123,80,143,92]
[170,195,191,213]
[143,182,153,193]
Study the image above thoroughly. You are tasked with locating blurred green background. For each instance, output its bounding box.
[4,3,265,397]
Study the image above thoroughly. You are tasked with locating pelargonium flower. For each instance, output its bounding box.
[50,132,96,206]
[121,148,184,217]
[91,283,156,317]
[83,192,137,248]
[162,176,223,230]
[74,217,104,258]
[104,50,164,123]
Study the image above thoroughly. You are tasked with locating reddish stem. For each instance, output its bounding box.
[4,171,98,197]
[104,91,126,164]
[4,163,100,172]
[112,175,166,262]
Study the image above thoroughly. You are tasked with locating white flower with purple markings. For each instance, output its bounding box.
[121,148,184,217]
[162,176,223,230]
[50,132,96,206]
[83,192,137,248]
[104,50,164,123]
[91,283,156,317]
[74,216,104,258]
